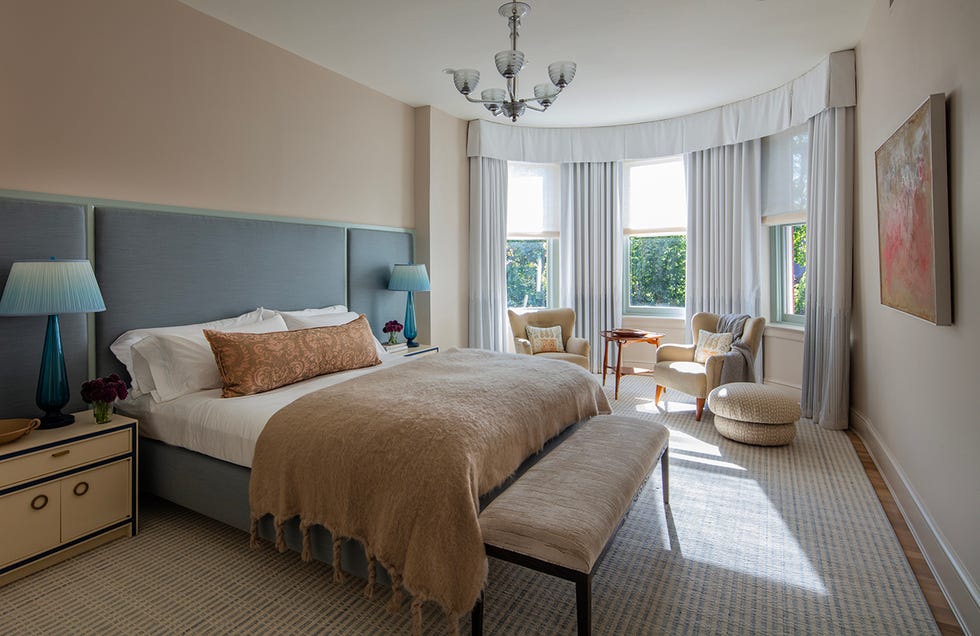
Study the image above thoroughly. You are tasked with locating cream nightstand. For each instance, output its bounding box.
[0,411,137,586]
[395,344,439,358]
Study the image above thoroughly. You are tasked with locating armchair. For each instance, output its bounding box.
[654,312,765,420]
[507,308,591,370]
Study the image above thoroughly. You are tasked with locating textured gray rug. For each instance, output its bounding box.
[0,376,938,635]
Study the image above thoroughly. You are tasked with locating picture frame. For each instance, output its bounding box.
[874,93,951,325]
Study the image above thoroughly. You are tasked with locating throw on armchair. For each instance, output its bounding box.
[654,312,766,421]
[507,308,591,370]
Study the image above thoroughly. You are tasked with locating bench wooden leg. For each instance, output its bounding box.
[471,592,484,636]
[576,572,592,636]
[661,447,669,505]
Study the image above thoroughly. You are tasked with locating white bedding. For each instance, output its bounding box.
[120,353,413,468]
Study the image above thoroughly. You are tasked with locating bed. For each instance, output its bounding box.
[86,205,609,630]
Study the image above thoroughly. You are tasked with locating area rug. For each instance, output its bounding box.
[0,376,938,634]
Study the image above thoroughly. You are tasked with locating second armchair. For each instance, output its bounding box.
[507,308,591,370]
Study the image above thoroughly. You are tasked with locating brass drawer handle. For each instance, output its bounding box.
[73,481,89,497]
[31,494,48,510]
[51,449,70,458]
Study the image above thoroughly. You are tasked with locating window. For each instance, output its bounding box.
[771,223,807,323]
[762,125,809,324]
[624,157,688,316]
[506,162,559,308]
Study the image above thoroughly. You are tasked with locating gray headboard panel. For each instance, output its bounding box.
[347,228,413,340]
[94,207,347,379]
[0,198,88,418]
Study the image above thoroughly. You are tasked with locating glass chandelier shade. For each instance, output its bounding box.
[445,1,576,122]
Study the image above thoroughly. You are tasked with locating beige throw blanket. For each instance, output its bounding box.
[249,348,610,630]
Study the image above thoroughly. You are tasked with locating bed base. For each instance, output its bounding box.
[139,419,586,586]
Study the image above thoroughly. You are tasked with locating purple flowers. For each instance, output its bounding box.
[81,374,129,404]
[383,320,403,334]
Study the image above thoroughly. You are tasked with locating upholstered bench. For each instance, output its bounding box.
[472,415,670,636]
[707,382,801,446]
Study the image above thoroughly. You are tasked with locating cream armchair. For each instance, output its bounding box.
[654,312,766,421]
[507,308,591,370]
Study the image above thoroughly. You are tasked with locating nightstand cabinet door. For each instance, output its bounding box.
[61,460,132,542]
[0,482,61,567]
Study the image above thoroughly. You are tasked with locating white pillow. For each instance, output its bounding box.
[283,312,388,357]
[110,308,268,395]
[133,315,288,403]
[693,329,734,364]
[275,304,348,319]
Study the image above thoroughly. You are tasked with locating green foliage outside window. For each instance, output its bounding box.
[628,235,686,308]
[506,239,549,307]
[791,224,807,315]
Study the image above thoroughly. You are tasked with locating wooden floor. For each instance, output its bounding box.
[847,431,964,635]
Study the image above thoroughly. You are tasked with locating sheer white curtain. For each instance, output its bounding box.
[468,157,509,351]
[802,107,853,429]
[559,162,623,371]
[684,140,763,333]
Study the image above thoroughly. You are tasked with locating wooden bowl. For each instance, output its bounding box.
[0,418,41,446]
[611,328,647,337]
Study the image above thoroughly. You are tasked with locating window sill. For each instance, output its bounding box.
[765,322,804,341]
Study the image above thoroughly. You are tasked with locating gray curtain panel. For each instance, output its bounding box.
[559,161,623,372]
[468,157,509,351]
[802,107,854,430]
[684,139,763,339]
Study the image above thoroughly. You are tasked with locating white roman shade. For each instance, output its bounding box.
[506,162,560,237]
[761,123,809,223]
[624,158,687,234]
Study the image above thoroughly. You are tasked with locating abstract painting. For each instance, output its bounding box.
[875,93,951,325]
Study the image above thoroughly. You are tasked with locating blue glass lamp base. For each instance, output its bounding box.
[404,291,419,348]
[36,315,74,429]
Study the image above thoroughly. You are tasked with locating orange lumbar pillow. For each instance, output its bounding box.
[525,324,565,354]
[204,314,381,397]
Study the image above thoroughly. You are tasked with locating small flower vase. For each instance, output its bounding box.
[92,400,113,425]
[387,332,398,345]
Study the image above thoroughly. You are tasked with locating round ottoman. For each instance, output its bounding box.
[707,382,801,446]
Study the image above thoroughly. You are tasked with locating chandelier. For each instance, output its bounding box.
[444,1,576,123]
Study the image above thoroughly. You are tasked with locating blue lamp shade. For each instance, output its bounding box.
[387,264,430,292]
[0,259,106,429]
[0,259,106,316]
[388,264,429,348]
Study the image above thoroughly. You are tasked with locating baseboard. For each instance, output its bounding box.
[850,407,979,635]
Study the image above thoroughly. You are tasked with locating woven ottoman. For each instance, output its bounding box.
[707,382,801,446]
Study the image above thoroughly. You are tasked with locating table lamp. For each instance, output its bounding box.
[387,264,430,348]
[0,258,106,428]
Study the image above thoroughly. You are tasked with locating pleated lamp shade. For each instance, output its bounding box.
[0,259,106,316]
[387,264,430,292]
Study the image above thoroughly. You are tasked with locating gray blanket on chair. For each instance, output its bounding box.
[716,313,755,385]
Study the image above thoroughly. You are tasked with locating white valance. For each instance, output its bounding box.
[467,50,855,163]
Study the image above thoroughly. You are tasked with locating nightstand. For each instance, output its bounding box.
[0,411,137,586]
[395,344,440,358]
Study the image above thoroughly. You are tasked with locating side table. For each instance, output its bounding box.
[600,330,665,399]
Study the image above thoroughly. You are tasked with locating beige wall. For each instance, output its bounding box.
[412,107,469,348]
[0,0,414,228]
[853,0,980,629]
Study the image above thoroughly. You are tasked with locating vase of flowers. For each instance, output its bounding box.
[81,374,129,425]
[383,320,403,345]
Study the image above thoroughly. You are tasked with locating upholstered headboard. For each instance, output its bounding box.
[0,198,89,418]
[92,206,413,380]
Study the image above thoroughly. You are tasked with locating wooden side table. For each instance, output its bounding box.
[600,330,665,399]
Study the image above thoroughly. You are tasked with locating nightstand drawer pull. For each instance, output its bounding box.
[51,450,70,458]
[72,481,89,497]
[30,494,48,510]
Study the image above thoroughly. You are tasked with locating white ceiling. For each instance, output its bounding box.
[180,0,872,128]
